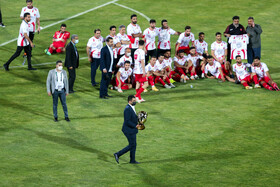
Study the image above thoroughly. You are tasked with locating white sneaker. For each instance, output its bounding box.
[185,75,190,80]
[183,79,187,83]
[164,84,171,89]
[180,78,184,83]
[135,97,142,103]
[190,76,195,80]
[169,83,176,88]
[195,75,199,79]
[117,88,123,93]
[114,86,118,90]
[201,73,205,78]
[254,84,261,88]
[140,98,146,102]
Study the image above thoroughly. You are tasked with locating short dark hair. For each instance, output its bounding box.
[248,17,254,20]
[131,14,137,19]
[24,13,30,18]
[124,61,130,65]
[61,23,67,28]
[128,95,135,102]
[26,0,32,3]
[106,37,113,42]
[185,26,191,30]
[216,32,221,36]
[56,60,63,65]
[178,50,185,54]
[161,19,168,25]
[150,19,156,24]
[94,28,101,33]
[189,46,195,50]
[232,16,240,20]
[235,55,241,59]
[151,56,157,59]
[206,55,213,59]
[110,25,116,30]
[199,32,205,36]
[253,56,260,60]
[158,54,164,58]
[164,50,171,54]
[139,40,145,46]
[125,48,131,51]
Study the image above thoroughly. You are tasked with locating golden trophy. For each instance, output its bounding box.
[137,111,148,130]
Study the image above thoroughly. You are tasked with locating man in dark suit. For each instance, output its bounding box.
[65,34,79,94]
[99,37,114,99]
[114,95,141,164]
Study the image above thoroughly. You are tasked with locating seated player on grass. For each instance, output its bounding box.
[186,47,205,80]
[232,55,259,90]
[205,55,235,82]
[172,50,190,83]
[115,61,133,93]
[45,24,70,55]
[163,50,176,83]
[116,48,132,68]
[145,56,160,91]
[251,56,279,91]
[155,54,176,88]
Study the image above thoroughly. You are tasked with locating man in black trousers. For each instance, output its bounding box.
[99,37,114,99]
[65,34,79,94]
[114,95,141,164]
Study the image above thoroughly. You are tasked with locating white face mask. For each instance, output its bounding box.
[126,53,131,57]
[58,66,63,71]
[75,40,79,44]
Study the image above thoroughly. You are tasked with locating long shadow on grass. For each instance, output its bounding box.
[8,70,47,86]
[23,127,113,163]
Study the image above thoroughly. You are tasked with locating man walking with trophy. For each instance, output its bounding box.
[114,95,142,164]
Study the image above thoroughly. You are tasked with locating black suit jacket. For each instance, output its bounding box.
[122,104,138,134]
[65,41,79,68]
[100,45,115,72]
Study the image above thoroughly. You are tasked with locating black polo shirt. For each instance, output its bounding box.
[224,24,246,36]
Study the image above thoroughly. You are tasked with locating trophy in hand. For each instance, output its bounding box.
[137,111,148,130]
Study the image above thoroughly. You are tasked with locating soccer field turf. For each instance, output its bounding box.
[0,0,280,186]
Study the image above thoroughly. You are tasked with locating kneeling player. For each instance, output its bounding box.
[232,55,259,89]
[45,24,70,55]
[173,50,189,83]
[115,61,133,93]
[251,56,279,91]
[205,56,235,82]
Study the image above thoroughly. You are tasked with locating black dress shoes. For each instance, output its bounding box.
[69,91,74,94]
[54,117,58,122]
[114,153,119,164]
[106,95,112,97]
[100,96,108,99]
[28,67,37,70]
[129,161,140,164]
[3,64,9,71]
[65,117,70,122]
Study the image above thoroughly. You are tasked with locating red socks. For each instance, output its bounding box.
[253,75,259,84]
[242,82,249,88]
[135,87,144,99]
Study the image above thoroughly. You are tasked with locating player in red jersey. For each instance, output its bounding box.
[45,24,70,55]
[251,56,279,91]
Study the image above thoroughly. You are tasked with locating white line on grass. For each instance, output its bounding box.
[0,0,119,47]
[113,2,151,21]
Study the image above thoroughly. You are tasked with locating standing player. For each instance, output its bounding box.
[134,40,148,103]
[157,19,180,56]
[127,14,143,63]
[211,32,232,77]
[87,29,104,86]
[116,61,133,93]
[143,19,158,64]
[3,13,36,71]
[175,26,195,55]
[187,47,204,80]
[117,48,132,68]
[173,50,189,83]
[106,26,121,61]
[20,0,40,53]
[232,55,259,89]
[251,57,279,91]
[117,25,131,59]
[194,32,208,56]
[44,24,70,55]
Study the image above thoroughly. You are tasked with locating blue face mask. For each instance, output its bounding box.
[75,40,79,44]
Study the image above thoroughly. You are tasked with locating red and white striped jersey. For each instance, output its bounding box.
[134,49,145,74]
[119,67,133,82]
[157,27,176,50]
[229,34,249,60]
[211,41,227,61]
[127,23,142,49]
[177,32,195,47]
[205,61,222,78]
[117,55,132,67]
[194,40,208,54]
[187,54,203,67]
[20,6,40,32]
[17,20,29,46]
[145,63,159,72]
[163,57,173,69]
[252,62,269,79]
[87,36,104,59]
[143,28,158,51]
[117,33,130,55]
[173,56,188,68]
[155,60,166,71]
[232,63,251,81]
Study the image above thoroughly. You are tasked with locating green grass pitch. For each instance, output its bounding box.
[0,0,280,186]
